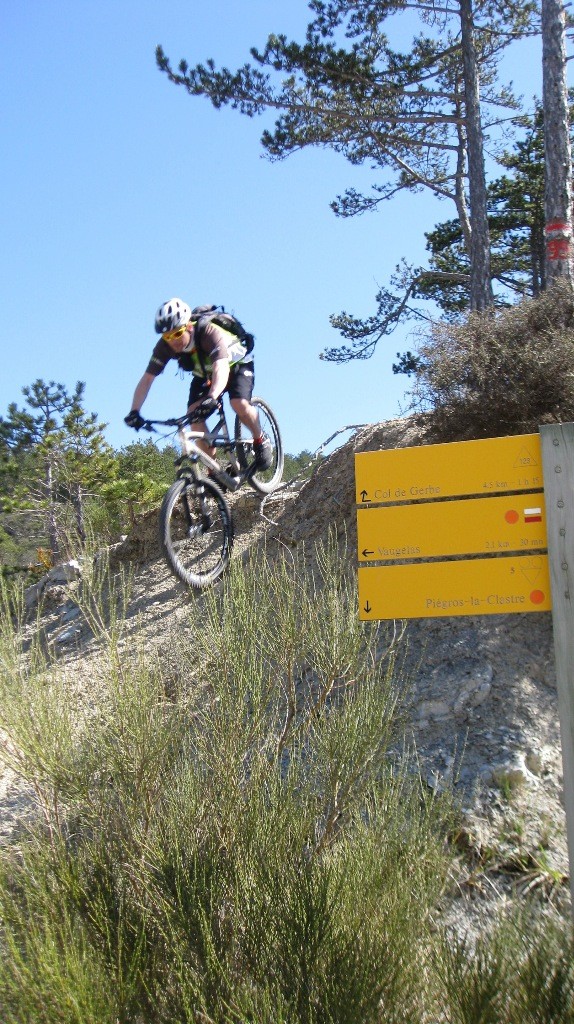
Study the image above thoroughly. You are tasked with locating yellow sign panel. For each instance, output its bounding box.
[358,555,551,620]
[357,492,547,561]
[355,433,542,505]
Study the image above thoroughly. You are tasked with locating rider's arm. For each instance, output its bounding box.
[207,357,230,400]
[197,322,234,400]
[129,340,171,412]
[130,371,155,412]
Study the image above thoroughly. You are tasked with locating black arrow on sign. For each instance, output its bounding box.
[364,600,372,613]
[362,549,374,558]
[360,490,370,502]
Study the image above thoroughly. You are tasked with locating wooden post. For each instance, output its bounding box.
[540,423,574,912]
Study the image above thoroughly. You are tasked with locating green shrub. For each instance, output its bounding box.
[410,282,574,441]
[0,547,572,1021]
[0,541,455,1022]
[434,912,574,1023]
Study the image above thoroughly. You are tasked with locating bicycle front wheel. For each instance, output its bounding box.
[160,477,233,589]
[234,397,284,495]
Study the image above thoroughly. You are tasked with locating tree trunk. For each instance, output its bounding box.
[542,0,573,287]
[459,0,494,310]
[531,213,547,296]
[44,456,60,563]
[72,482,86,546]
[454,93,473,256]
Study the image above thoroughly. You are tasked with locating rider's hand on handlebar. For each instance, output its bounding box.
[193,397,218,420]
[124,409,145,431]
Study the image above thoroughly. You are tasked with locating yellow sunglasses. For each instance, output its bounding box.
[163,323,189,343]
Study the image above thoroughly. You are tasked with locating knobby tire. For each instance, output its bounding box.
[160,476,233,589]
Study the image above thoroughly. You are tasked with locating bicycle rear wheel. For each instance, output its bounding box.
[160,477,233,589]
[234,397,284,495]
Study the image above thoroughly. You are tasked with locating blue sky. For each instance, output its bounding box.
[2,1,545,457]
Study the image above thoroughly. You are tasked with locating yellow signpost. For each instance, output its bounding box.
[358,555,551,620]
[355,432,542,505]
[355,431,550,622]
[357,493,546,561]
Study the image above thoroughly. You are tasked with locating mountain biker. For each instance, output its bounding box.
[124,298,273,469]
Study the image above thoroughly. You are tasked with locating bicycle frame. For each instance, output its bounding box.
[174,402,255,493]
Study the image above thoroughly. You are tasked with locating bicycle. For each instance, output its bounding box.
[140,396,284,589]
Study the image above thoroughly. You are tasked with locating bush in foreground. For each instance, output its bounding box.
[0,546,572,1021]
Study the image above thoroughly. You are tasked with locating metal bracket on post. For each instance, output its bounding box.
[540,422,574,914]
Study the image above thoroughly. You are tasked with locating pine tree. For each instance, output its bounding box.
[157,0,537,335]
[0,381,115,563]
[1,381,74,561]
[57,383,117,546]
[100,439,176,532]
[420,104,551,315]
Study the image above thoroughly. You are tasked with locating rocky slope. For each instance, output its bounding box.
[8,416,572,934]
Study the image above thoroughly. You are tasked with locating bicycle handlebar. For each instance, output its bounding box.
[140,416,187,432]
[140,402,224,432]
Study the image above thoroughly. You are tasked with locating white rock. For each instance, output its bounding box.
[47,560,83,584]
[24,578,48,610]
[417,699,450,721]
[56,626,82,644]
[492,754,538,790]
[525,747,554,776]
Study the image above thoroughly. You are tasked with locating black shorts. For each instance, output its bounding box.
[188,362,255,406]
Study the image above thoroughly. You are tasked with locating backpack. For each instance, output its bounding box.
[191,305,255,355]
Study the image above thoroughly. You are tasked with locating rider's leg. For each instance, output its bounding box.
[227,364,272,469]
[230,397,261,436]
[186,418,216,459]
[227,365,257,434]
[230,397,273,469]
[188,379,216,459]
